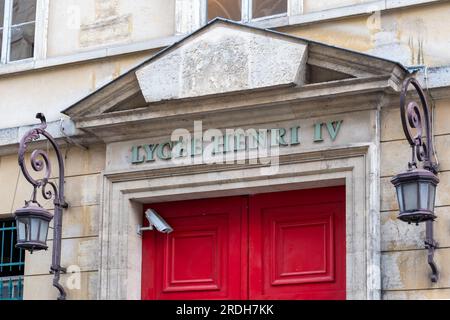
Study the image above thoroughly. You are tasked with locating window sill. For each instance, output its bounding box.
[248,0,442,29]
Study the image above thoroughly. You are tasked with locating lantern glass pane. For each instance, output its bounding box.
[428,184,436,211]
[26,218,30,240]
[17,220,26,241]
[419,182,429,209]
[396,186,404,212]
[39,220,49,243]
[30,217,39,241]
[403,182,418,211]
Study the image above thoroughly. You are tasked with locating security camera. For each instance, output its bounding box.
[137,209,173,235]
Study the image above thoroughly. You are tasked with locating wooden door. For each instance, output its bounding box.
[141,186,346,300]
[141,196,248,300]
[248,186,346,300]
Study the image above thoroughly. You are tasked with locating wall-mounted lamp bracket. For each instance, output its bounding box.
[425,221,439,282]
[397,77,440,283]
[15,113,68,300]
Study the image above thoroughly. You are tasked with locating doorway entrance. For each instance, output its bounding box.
[141,186,346,300]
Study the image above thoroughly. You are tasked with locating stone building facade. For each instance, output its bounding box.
[0,0,449,300]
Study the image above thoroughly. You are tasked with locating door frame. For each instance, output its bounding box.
[97,145,380,300]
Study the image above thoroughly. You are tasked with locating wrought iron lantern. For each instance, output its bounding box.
[15,201,53,252]
[392,77,440,282]
[392,169,439,224]
[13,113,68,300]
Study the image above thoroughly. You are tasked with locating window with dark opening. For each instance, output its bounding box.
[252,0,287,19]
[208,0,242,21]
[0,0,36,63]
[0,218,25,300]
[207,0,287,22]
[9,0,36,61]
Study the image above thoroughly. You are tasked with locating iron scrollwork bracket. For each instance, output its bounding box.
[18,113,68,300]
[425,220,439,283]
[400,77,439,283]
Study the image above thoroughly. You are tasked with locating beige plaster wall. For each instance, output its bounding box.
[0,0,449,301]
[280,1,450,67]
[380,97,450,299]
[303,0,372,13]
[2,1,450,130]
[47,0,176,57]
[0,50,156,129]
[0,144,106,300]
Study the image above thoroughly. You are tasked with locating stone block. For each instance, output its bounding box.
[48,205,100,240]
[381,98,450,142]
[24,237,99,276]
[383,288,450,300]
[381,248,450,290]
[381,207,450,251]
[381,134,450,177]
[23,271,98,300]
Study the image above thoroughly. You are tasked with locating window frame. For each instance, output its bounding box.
[175,0,302,35]
[245,0,289,22]
[206,0,289,23]
[0,0,48,65]
[0,218,25,300]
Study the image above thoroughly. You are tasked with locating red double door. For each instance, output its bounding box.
[141,186,346,300]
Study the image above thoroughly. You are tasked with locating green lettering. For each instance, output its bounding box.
[271,128,288,146]
[131,146,144,164]
[290,126,300,145]
[191,138,203,157]
[172,139,188,158]
[212,136,224,155]
[156,142,172,160]
[143,144,157,162]
[235,132,246,151]
[248,130,268,150]
[314,123,323,143]
[326,120,343,141]
[223,135,231,153]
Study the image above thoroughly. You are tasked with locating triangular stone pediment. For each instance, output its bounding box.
[63,19,407,122]
[136,23,308,103]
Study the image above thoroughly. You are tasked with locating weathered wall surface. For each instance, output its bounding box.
[0,0,450,301]
[303,0,373,13]
[0,144,106,299]
[380,97,450,299]
[2,1,450,129]
[47,0,175,57]
[281,1,450,67]
[0,50,155,129]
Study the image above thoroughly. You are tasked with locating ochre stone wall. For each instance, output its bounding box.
[1,0,450,300]
[47,0,176,57]
[380,98,450,299]
[280,1,450,67]
[0,51,155,129]
[0,144,106,299]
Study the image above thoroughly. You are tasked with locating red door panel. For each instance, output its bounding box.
[249,186,346,300]
[142,186,346,300]
[141,196,248,300]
